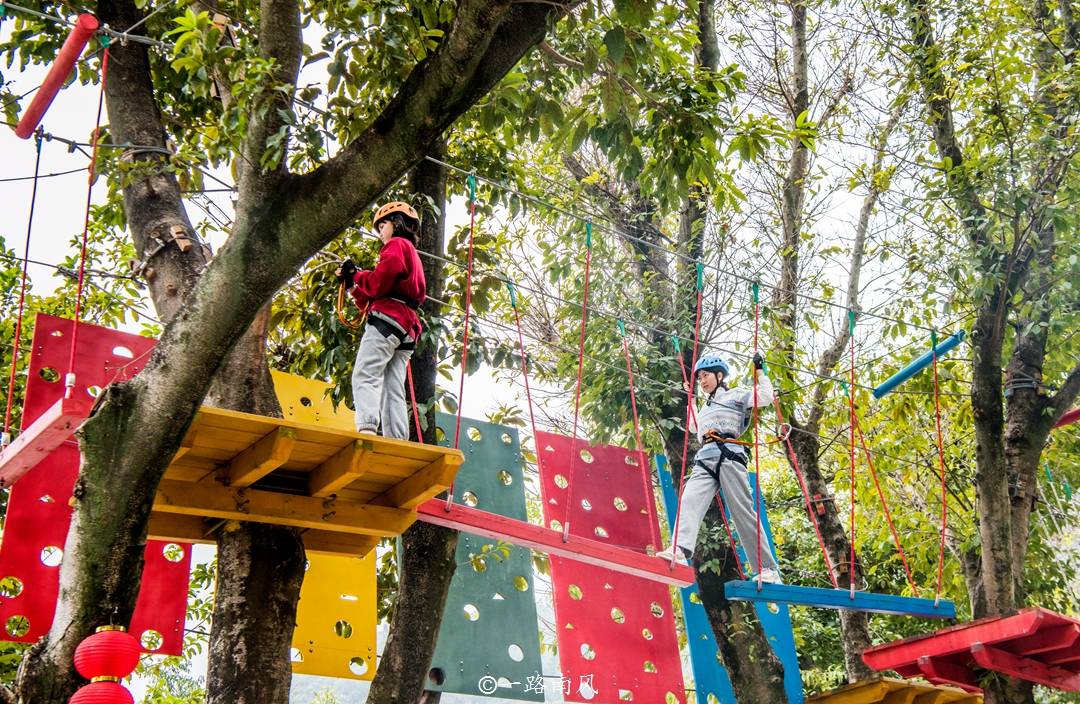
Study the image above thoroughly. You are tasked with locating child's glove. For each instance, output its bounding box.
[752,352,765,370]
[336,260,357,286]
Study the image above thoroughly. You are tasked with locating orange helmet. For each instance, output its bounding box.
[373,201,419,227]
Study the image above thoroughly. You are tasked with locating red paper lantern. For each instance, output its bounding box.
[73,627,140,680]
[69,680,134,704]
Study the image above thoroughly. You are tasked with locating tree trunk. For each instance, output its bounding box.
[14,2,566,701]
[365,146,460,704]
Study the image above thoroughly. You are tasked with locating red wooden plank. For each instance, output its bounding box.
[416,500,694,587]
[915,656,981,692]
[0,397,90,486]
[970,643,1080,691]
[864,609,1080,694]
[1054,407,1080,429]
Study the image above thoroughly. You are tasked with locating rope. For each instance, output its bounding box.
[752,282,764,587]
[405,361,424,442]
[336,283,366,330]
[853,413,919,595]
[931,330,948,605]
[507,281,541,465]
[446,174,478,509]
[771,397,840,589]
[847,309,857,598]
[562,221,593,542]
[2,129,44,447]
[65,46,110,400]
[617,320,660,550]
[668,263,704,566]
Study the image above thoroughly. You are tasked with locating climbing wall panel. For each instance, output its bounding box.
[657,455,803,704]
[427,415,544,701]
[291,553,378,680]
[537,431,684,704]
[0,315,190,654]
[273,372,380,680]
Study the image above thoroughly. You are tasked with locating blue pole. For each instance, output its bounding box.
[872,330,966,399]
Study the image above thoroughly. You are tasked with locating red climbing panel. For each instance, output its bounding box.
[537,431,685,704]
[863,608,1080,692]
[0,315,190,655]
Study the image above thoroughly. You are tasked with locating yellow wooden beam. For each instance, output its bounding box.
[148,512,216,544]
[371,455,460,510]
[172,414,201,463]
[303,532,379,557]
[224,426,296,487]
[153,479,415,537]
[308,439,373,497]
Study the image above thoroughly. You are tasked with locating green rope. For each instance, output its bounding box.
[617,319,627,337]
[585,221,592,249]
[506,280,517,308]
[467,173,476,205]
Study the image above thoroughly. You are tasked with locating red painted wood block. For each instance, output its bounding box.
[416,501,694,587]
[863,608,1080,692]
[0,315,188,655]
[537,431,685,704]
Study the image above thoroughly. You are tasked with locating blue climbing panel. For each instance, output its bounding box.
[724,581,956,619]
[657,456,803,704]
[427,415,545,701]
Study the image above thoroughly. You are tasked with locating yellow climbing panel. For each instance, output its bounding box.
[148,372,462,556]
[292,552,378,680]
[808,677,983,704]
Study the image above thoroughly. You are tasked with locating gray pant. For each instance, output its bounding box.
[673,444,778,573]
[351,322,413,439]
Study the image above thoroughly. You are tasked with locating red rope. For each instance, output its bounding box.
[446,175,477,509]
[752,288,763,584]
[65,47,110,399]
[2,130,44,446]
[853,414,919,595]
[931,335,948,604]
[771,398,840,589]
[508,283,540,468]
[562,224,593,541]
[619,324,660,550]
[405,362,424,443]
[669,282,704,564]
[848,313,857,598]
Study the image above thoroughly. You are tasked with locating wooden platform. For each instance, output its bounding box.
[149,406,463,548]
[863,608,1080,692]
[808,677,982,703]
[724,581,956,619]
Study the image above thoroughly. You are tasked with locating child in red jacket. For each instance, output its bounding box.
[337,202,427,438]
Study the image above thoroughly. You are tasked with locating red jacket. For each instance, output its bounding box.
[350,237,426,340]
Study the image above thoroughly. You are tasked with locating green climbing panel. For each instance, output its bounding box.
[427,414,544,701]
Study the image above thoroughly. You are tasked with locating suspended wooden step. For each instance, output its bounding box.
[807,676,982,703]
[862,608,1080,692]
[0,395,92,486]
[417,499,695,587]
[724,581,956,619]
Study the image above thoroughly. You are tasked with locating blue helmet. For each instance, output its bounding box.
[693,353,730,378]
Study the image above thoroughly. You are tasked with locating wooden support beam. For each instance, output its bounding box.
[970,643,1080,691]
[153,479,415,537]
[372,455,459,510]
[915,656,980,692]
[308,439,372,497]
[0,396,90,486]
[172,417,200,463]
[223,427,296,487]
[149,512,380,557]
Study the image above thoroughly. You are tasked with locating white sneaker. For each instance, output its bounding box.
[756,568,782,584]
[656,548,689,566]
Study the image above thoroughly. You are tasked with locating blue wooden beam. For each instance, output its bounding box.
[724,581,956,619]
[872,330,966,399]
